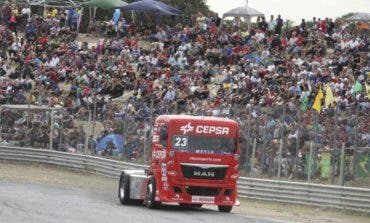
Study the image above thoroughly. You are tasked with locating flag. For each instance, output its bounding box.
[356,153,369,178]
[301,92,309,112]
[312,88,323,113]
[352,81,362,96]
[320,152,331,179]
[324,85,334,108]
[365,83,370,99]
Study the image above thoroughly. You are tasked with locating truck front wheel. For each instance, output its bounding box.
[118,174,130,205]
[218,205,232,213]
[146,176,160,209]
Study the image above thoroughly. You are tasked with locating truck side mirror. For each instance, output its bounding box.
[160,126,168,140]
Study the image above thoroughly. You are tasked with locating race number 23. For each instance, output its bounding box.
[173,136,188,148]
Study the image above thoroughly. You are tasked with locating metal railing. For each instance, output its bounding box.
[0,146,369,213]
[1,103,368,185]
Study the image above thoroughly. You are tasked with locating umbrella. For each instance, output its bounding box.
[97,134,125,152]
[222,6,264,18]
[346,13,370,22]
[82,0,127,10]
[122,0,182,15]
[220,5,264,29]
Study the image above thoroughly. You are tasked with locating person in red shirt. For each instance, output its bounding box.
[9,14,17,36]
[209,22,218,34]
[48,69,59,82]
[296,34,305,47]
[233,43,242,54]
[130,39,138,48]
[320,20,327,33]
[196,34,206,45]
[184,25,191,35]
[158,51,168,66]
[281,34,288,48]
[241,45,251,54]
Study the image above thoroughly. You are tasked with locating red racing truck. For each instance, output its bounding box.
[118,115,241,212]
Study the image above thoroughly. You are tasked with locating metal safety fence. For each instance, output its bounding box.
[0,102,368,186]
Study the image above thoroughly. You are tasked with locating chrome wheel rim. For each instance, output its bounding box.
[147,183,153,204]
[119,179,125,199]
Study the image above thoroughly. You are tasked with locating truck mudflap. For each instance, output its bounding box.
[129,174,149,200]
[122,170,149,200]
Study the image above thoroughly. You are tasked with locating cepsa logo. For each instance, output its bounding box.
[180,122,230,135]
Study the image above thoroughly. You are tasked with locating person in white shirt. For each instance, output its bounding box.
[10,41,20,57]
[178,42,187,52]
[268,15,276,34]
[21,5,31,19]
[194,57,205,68]
[348,38,359,50]
[261,49,270,58]
[254,30,265,42]
[49,55,60,68]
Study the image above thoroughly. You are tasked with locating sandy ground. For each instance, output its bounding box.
[0,161,369,223]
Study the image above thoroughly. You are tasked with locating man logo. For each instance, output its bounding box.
[180,122,194,135]
[194,171,215,177]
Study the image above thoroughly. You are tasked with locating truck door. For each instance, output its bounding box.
[150,124,168,173]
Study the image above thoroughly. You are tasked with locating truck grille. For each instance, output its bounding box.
[180,163,228,180]
[186,186,220,196]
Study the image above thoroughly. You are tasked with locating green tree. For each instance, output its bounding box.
[283,19,295,33]
[340,12,355,19]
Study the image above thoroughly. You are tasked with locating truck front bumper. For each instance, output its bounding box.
[157,180,240,206]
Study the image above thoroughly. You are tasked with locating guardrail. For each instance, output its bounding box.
[1,146,369,213]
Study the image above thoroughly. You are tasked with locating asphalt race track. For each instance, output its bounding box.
[0,182,286,223]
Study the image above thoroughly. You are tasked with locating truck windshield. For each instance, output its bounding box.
[172,135,236,154]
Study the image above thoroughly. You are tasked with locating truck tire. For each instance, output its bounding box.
[146,176,160,209]
[218,205,232,213]
[118,173,130,205]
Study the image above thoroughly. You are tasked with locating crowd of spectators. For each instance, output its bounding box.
[0,2,368,178]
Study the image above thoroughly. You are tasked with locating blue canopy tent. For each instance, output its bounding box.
[97,134,125,153]
[122,0,182,15]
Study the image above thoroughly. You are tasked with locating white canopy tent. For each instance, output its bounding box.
[220,5,264,30]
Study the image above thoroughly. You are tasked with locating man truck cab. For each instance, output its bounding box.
[118,115,240,213]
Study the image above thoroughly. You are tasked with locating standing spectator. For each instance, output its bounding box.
[59,12,66,28]
[275,14,283,35]
[311,17,317,30]
[112,8,121,36]
[300,19,306,33]
[21,4,31,20]
[258,16,268,32]
[319,19,327,33]
[268,15,276,35]
[9,13,17,36]
[327,18,335,35]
